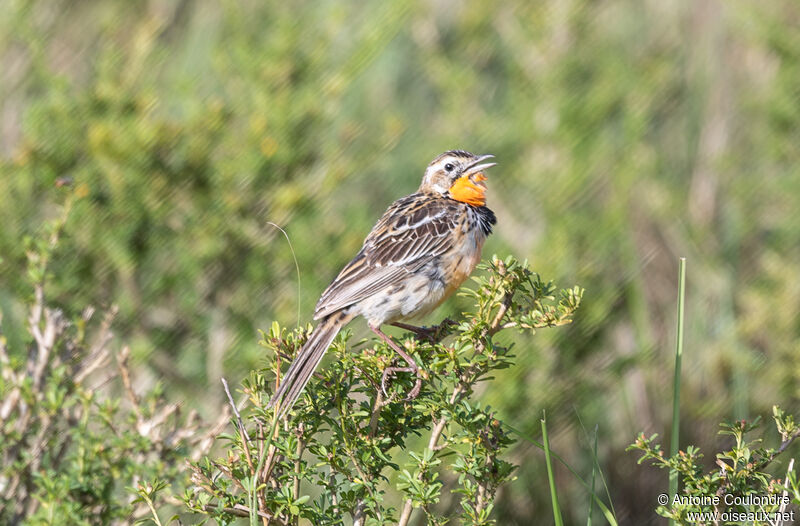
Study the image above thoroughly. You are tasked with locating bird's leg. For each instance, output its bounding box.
[390,322,436,342]
[370,325,422,400]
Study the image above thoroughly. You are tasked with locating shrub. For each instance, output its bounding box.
[629,407,800,524]
[0,200,227,525]
[185,256,583,525]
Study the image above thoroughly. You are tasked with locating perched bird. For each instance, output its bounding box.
[269,150,497,416]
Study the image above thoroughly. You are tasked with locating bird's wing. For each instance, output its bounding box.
[313,193,462,320]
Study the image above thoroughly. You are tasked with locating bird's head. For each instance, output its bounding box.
[419,150,496,207]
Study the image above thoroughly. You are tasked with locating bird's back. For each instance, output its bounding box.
[313,192,495,323]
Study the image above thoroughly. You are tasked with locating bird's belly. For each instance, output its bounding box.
[358,229,485,326]
[356,272,445,326]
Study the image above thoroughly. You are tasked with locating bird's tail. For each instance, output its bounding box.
[268,311,353,417]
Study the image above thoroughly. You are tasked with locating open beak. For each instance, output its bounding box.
[449,154,496,206]
[463,154,496,186]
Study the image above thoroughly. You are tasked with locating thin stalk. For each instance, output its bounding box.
[252,412,280,526]
[587,424,598,526]
[505,423,618,526]
[398,384,465,526]
[541,411,563,526]
[669,257,686,525]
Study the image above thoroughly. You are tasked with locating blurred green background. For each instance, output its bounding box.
[1,0,799,523]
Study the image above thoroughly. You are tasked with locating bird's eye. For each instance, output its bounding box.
[444,163,455,172]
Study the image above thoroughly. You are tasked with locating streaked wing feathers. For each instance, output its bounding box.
[313,194,460,319]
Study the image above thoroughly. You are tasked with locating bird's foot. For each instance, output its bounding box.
[381,366,422,401]
[392,318,456,343]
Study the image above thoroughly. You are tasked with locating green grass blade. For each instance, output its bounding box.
[574,408,617,521]
[668,257,686,526]
[587,424,598,526]
[542,411,564,526]
[507,423,618,526]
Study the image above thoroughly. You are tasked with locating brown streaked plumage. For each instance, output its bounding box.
[269,150,497,416]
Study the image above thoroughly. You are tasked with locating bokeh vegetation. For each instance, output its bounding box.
[2,0,799,523]
[0,202,229,524]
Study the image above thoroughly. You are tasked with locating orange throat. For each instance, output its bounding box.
[449,173,487,206]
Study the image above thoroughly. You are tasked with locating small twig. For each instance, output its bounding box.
[73,346,110,384]
[221,377,254,474]
[222,379,267,526]
[337,391,381,524]
[141,493,164,526]
[352,501,366,526]
[0,372,20,421]
[352,360,396,524]
[260,422,282,491]
[200,502,273,519]
[29,306,67,391]
[191,404,232,460]
[221,377,252,444]
[398,383,466,526]
[191,461,282,525]
[117,346,143,421]
[775,429,800,457]
[292,424,305,526]
[475,452,494,516]
[76,307,118,384]
[342,432,371,487]
[368,390,384,437]
[487,292,514,336]
[210,460,249,493]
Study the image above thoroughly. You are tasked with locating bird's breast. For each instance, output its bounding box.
[441,229,485,299]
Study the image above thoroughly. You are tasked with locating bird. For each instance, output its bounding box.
[268,150,497,416]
